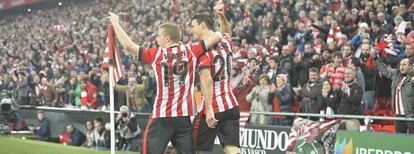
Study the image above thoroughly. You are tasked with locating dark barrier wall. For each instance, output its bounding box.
[19,107,150,138]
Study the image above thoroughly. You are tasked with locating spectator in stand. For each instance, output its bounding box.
[84,121,94,147]
[266,56,287,84]
[293,68,323,120]
[28,110,51,141]
[246,75,273,125]
[97,72,109,110]
[375,57,414,134]
[403,43,414,62]
[114,76,147,112]
[15,72,30,106]
[279,45,295,85]
[341,44,354,66]
[320,48,334,65]
[79,73,97,110]
[92,118,110,150]
[65,123,86,146]
[337,68,364,131]
[273,74,293,126]
[294,43,322,86]
[317,80,341,117]
[359,43,378,110]
[320,52,347,90]
[39,78,57,107]
[68,76,81,108]
[246,58,260,83]
[348,57,366,91]
[234,74,255,113]
[29,75,42,106]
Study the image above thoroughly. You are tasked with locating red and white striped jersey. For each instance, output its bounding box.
[320,64,346,89]
[138,41,207,118]
[198,34,238,113]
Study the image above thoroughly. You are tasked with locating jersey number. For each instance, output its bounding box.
[161,61,188,87]
[212,52,232,81]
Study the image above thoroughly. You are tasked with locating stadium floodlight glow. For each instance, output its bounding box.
[58,2,62,6]
[27,9,31,12]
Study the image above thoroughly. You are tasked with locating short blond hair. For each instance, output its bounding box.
[158,23,181,43]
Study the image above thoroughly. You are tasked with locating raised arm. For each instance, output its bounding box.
[214,4,231,35]
[108,12,139,55]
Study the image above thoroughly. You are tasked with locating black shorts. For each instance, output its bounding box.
[193,107,240,151]
[142,116,194,154]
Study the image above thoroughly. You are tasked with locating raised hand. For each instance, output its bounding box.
[214,3,225,15]
[107,12,120,25]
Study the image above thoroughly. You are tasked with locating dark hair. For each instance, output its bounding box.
[317,33,326,40]
[333,52,342,58]
[85,121,94,130]
[269,56,279,63]
[351,57,362,67]
[372,20,382,27]
[322,79,332,87]
[342,43,353,50]
[248,58,258,63]
[94,117,104,124]
[323,48,333,54]
[191,13,215,31]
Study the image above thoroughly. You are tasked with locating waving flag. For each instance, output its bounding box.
[287,117,341,154]
[102,24,124,83]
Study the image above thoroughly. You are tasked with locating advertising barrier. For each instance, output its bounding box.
[239,125,291,154]
[335,131,414,154]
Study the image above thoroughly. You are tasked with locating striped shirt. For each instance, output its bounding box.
[197,34,238,113]
[138,41,207,118]
[320,64,346,89]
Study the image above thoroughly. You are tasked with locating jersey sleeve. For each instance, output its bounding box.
[187,40,207,58]
[197,54,212,71]
[137,46,158,64]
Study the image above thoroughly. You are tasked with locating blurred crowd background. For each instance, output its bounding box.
[1,0,414,133]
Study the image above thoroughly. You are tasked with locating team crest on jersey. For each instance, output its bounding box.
[177,62,185,72]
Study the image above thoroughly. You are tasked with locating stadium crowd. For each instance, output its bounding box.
[1,0,414,143]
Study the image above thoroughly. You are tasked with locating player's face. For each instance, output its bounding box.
[190,20,203,40]
[156,28,167,48]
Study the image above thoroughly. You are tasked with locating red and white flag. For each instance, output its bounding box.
[102,24,124,83]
